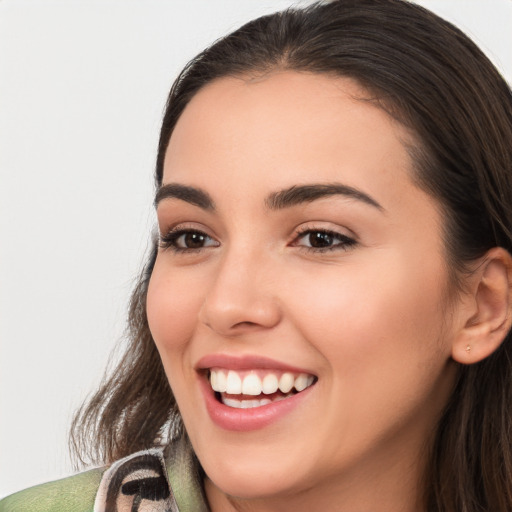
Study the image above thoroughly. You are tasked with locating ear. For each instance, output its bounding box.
[452,247,512,364]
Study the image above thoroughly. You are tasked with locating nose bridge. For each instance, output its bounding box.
[199,240,281,335]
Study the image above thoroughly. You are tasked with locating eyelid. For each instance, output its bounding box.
[293,221,357,240]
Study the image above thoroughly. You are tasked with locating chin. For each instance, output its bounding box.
[208,471,296,501]
[199,447,308,500]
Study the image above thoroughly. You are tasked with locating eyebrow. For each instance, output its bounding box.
[265,183,383,211]
[155,182,383,212]
[154,183,215,210]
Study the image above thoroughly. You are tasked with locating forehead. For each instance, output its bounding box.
[163,71,420,211]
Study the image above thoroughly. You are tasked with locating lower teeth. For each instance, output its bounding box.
[221,393,294,409]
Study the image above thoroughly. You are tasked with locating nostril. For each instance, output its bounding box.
[233,321,259,329]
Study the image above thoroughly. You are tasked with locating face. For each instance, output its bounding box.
[147,72,459,506]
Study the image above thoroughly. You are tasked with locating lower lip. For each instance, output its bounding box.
[199,376,314,431]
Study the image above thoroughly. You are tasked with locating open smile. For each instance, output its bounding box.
[195,356,318,431]
[209,368,316,409]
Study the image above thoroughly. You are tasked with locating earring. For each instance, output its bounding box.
[465,345,471,353]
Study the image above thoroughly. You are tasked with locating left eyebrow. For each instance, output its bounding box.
[265,183,384,211]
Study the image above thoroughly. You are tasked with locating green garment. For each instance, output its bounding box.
[0,437,209,512]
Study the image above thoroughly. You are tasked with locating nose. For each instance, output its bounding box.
[199,249,282,337]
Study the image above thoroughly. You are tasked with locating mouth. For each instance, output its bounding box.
[208,368,317,409]
[196,354,318,430]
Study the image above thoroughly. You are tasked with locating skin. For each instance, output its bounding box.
[146,71,464,512]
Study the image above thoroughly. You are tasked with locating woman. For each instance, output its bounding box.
[2,0,512,510]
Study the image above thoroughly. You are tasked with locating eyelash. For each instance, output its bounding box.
[159,227,218,253]
[158,227,357,253]
[293,227,357,253]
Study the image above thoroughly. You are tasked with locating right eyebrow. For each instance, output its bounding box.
[154,183,215,210]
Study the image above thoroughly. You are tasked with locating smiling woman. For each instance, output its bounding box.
[149,73,460,509]
[2,0,512,511]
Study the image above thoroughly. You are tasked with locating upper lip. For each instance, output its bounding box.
[195,354,316,375]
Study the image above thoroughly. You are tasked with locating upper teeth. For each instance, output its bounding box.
[210,369,315,395]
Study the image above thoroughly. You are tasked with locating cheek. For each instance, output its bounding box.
[283,253,454,452]
[286,251,450,378]
[146,261,203,358]
[146,261,208,411]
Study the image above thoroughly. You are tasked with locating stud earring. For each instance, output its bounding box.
[465,345,471,353]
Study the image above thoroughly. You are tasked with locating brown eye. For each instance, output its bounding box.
[159,229,219,251]
[180,232,208,249]
[294,229,357,252]
[308,232,334,248]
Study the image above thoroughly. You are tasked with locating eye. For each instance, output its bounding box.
[294,229,356,252]
[159,228,219,252]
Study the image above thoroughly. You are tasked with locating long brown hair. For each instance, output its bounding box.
[71,1,512,510]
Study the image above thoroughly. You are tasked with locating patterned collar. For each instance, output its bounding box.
[94,436,209,512]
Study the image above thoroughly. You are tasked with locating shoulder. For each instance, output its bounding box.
[0,440,206,512]
[0,467,103,512]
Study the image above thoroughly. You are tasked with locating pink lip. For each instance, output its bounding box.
[195,354,316,432]
[195,353,314,374]
[198,376,315,431]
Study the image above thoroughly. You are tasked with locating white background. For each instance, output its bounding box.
[1,0,511,499]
